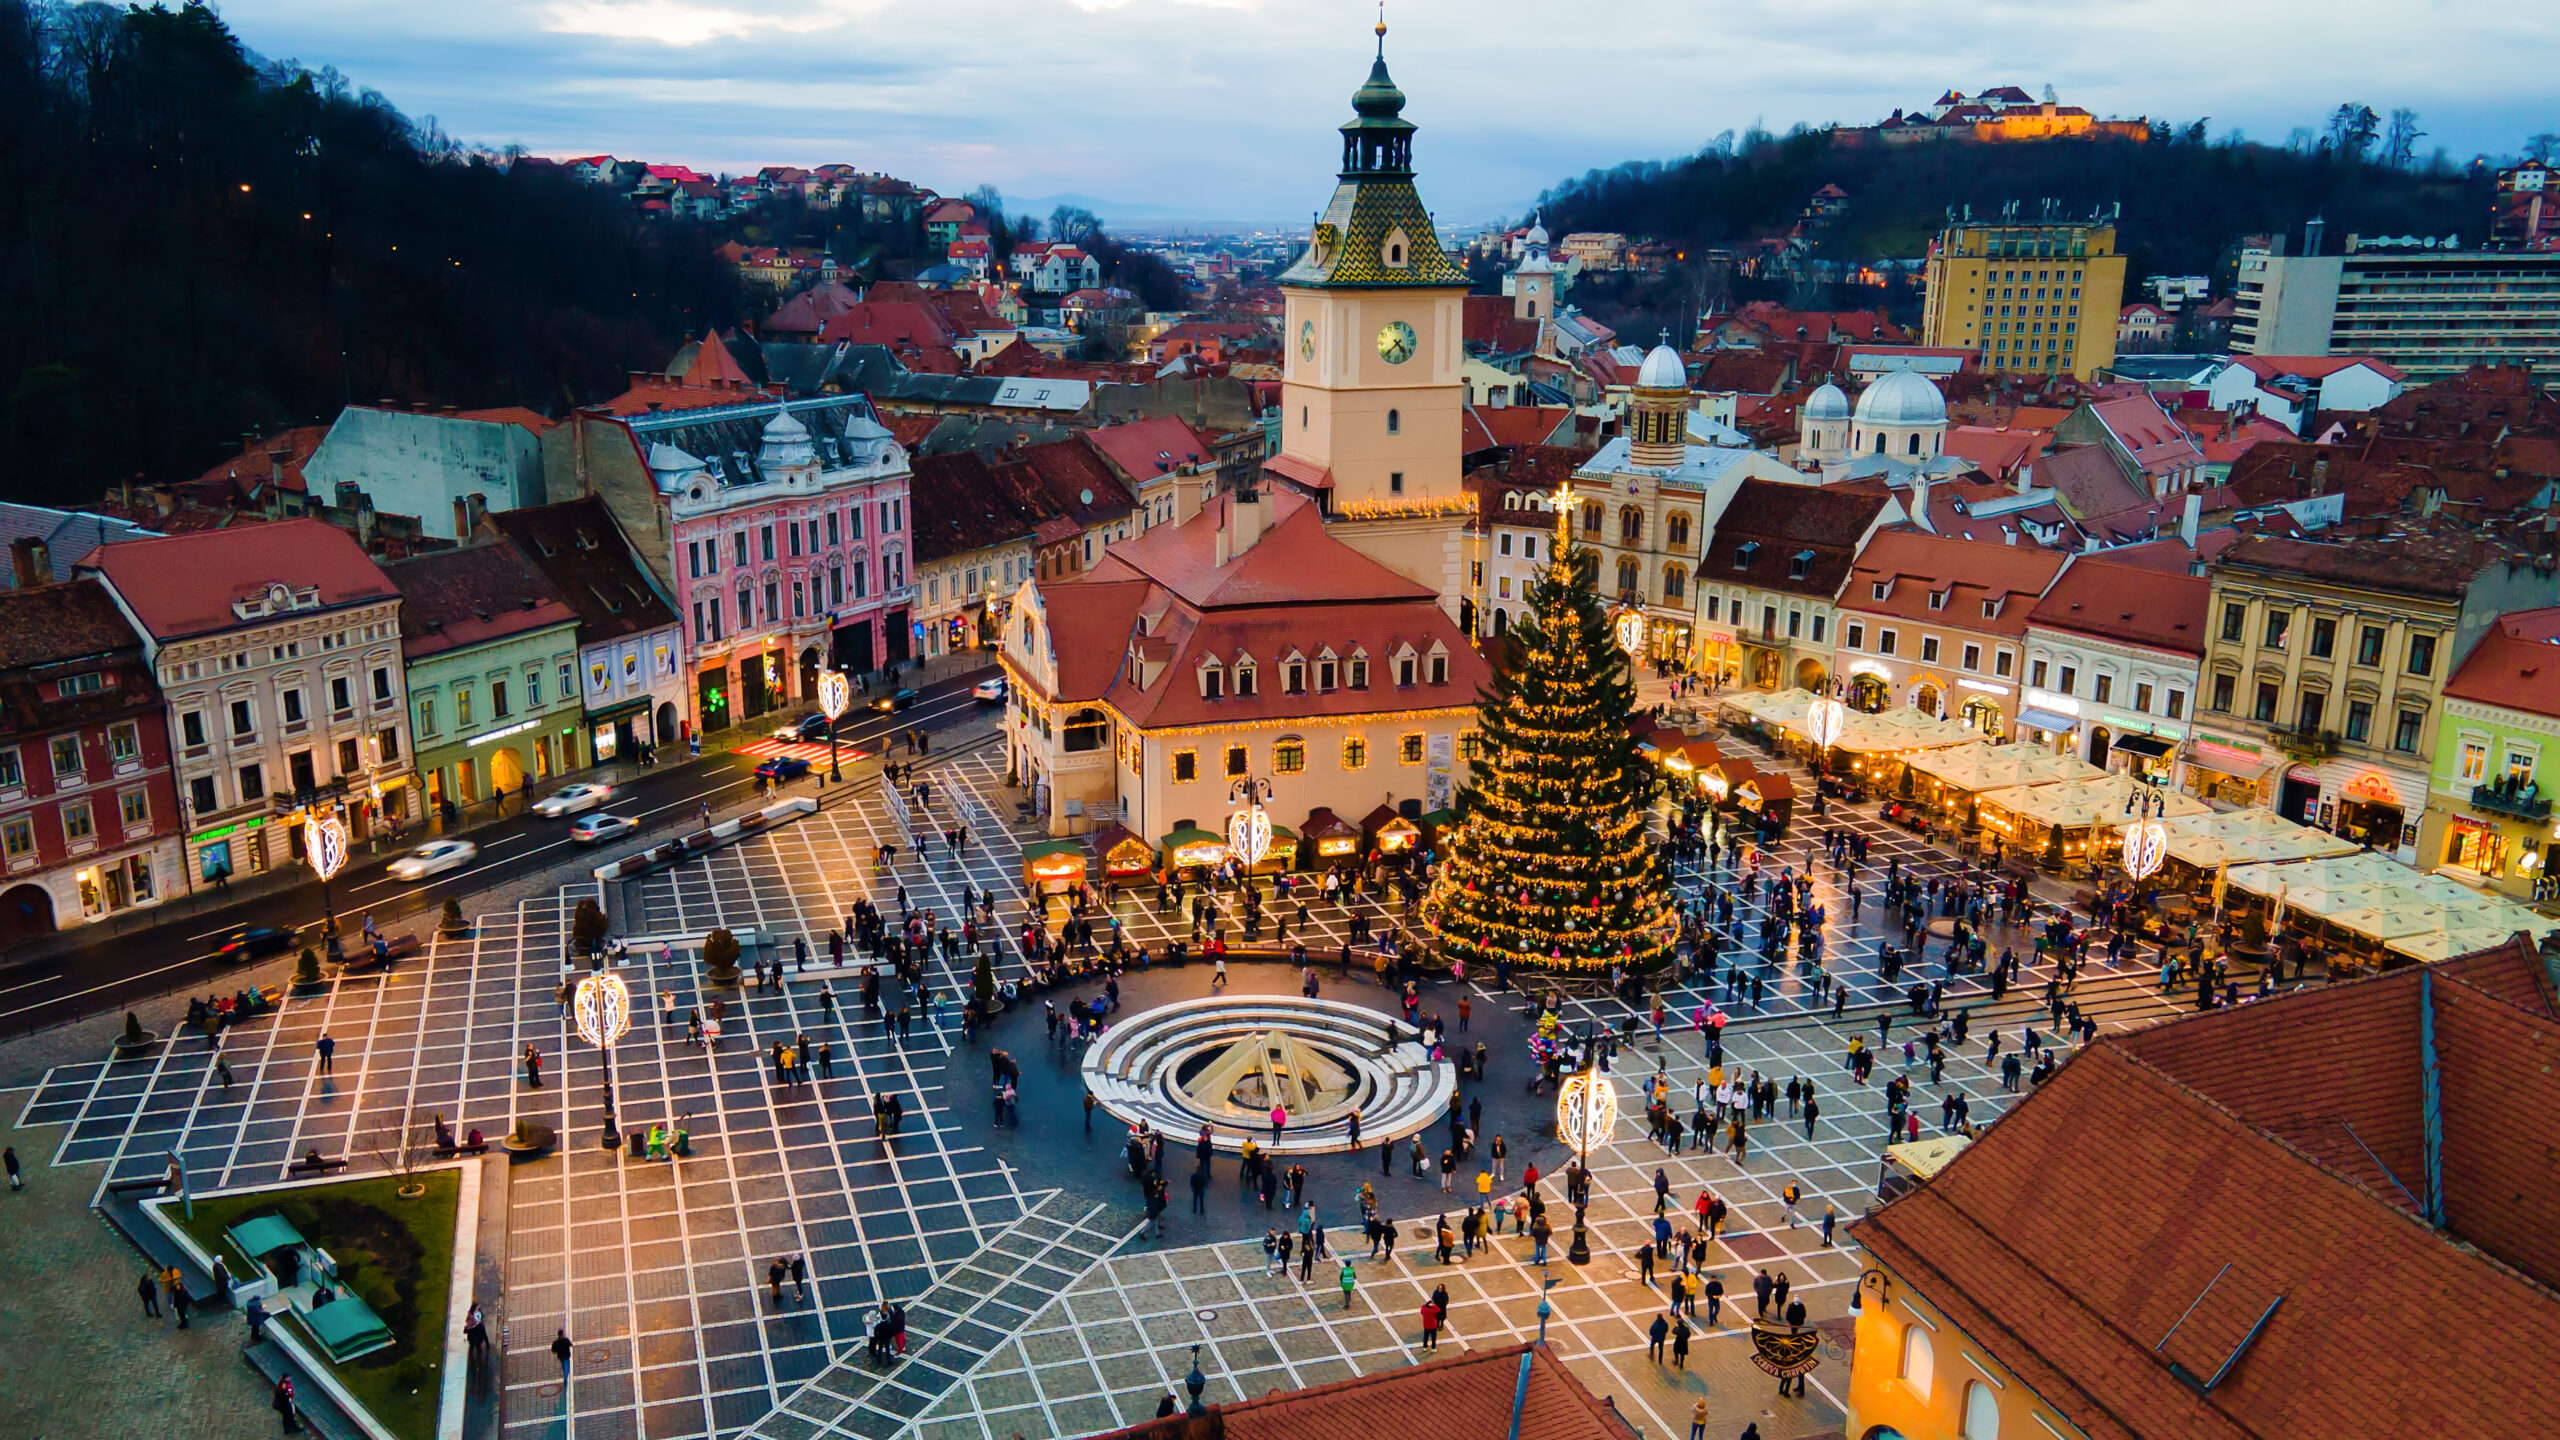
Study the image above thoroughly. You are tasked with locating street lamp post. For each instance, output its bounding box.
[818,668,851,781]
[1554,1052,1615,1265]
[304,815,349,962]
[1806,696,1846,805]
[2120,787,2168,884]
[574,970,633,1152]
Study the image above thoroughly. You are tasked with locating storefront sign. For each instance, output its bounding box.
[468,718,539,747]
[1957,679,2011,695]
[2026,690,2081,715]
[1849,659,1892,680]
[2343,771,2400,805]
[2099,712,2183,740]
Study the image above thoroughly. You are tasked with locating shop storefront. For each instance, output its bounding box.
[2325,766,2414,853]
[1956,690,2008,739]
[697,664,733,734]
[1695,629,1738,688]
[2180,730,2279,810]
[586,697,652,764]
[1646,615,1692,670]
[1847,664,1891,713]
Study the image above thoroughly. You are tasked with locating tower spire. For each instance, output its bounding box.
[1375,0,1386,58]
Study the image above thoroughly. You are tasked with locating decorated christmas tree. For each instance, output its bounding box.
[1428,485,1673,973]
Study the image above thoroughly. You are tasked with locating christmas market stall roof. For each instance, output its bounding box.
[1974,777,2209,833]
[2158,807,2360,871]
[1907,743,2103,795]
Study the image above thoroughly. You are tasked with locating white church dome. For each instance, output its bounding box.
[1804,381,1851,421]
[1852,368,1947,427]
[1636,344,1688,390]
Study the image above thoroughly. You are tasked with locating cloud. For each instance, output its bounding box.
[208,0,2558,225]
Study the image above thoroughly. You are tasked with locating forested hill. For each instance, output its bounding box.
[1540,125,2494,282]
[0,1,738,506]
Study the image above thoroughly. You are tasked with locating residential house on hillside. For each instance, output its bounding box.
[0,581,183,940]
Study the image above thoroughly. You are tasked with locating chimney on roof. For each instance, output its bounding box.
[1218,487,1266,565]
[10,537,49,588]
[1910,470,1935,533]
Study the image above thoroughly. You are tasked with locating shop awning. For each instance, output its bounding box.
[2184,736,2281,783]
[2015,708,2080,733]
[2110,734,2175,759]
[1885,1135,1972,1180]
[585,696,653,725]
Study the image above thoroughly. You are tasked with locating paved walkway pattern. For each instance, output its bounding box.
[15,723,2206,1440]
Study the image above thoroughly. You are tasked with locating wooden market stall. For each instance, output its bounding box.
[2225,852,2552,971]
[1733,769,1796,832]
[1088,822,1158,886]
[1159,825,1228,879]
[1021,839,1088,896]
[1360,804,1422,865]
[1299,807,1362,871]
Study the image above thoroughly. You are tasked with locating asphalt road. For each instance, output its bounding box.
[0,668,1004,1035]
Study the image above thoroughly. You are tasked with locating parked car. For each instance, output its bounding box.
[754,755,812,781]
[971,676,1007,704]
[532,782,613,817]
[873,687,920,713]
[570,813,638,846]
[387,839,478,881]
[772,713,834,743]
[212,925,297,962]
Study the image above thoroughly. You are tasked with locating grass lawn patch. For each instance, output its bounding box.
[178,1170,460,1440]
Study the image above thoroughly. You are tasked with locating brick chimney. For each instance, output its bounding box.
[10,536,50,588]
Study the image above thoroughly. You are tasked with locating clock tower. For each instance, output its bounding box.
[1263,22,1474,621]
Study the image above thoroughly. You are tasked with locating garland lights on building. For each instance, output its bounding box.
[1427,482,1674,972]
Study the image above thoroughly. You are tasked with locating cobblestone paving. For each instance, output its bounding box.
[11,729,2201,1440]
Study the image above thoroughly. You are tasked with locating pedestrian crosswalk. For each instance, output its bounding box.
[734,737,869,763]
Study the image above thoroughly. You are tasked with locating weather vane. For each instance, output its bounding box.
[1375,0,1387,54]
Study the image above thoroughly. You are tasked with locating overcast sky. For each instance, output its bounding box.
[208,0,2557,227]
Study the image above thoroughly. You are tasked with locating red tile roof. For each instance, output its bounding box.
[1093,1342,1639,1440]
[1841,530,2069,635]
[1083,416,1216,489]
[1860,942,2560,1440]
[2089,394,2206,477]
[1468,405,1570,450]
[2234,354,2406,383]
[485,498,678,646]
[2442,605,2560,716]
[1941,425,2043,482]
[77,518,399,641]
[0,578,148,672]
[1088,490,1431,611]
[193,425,330,499]
[453,406,557,434]
[2027,555,2209,656]
[385,539,579,660]
[816,301,958,349]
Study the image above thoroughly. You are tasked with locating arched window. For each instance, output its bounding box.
[1962,1381,2000,1440]
[1389,242,1403,264]
[1301,406,1309,430]
[1662,566,1686,601]
[1619,506,1643,544]
[1062,708,1107,753]
[1667,512,1691,548]
[1492,608,1509,635]
[1580,501,1603,535]
[1900,1325,1934,1400]
[1387,408,1400,434]
[1875,432,1889,455]
[1909,433,1923,456]
[1616,558,1641,597]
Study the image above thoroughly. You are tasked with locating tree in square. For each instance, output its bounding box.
[1428,483,1674,973]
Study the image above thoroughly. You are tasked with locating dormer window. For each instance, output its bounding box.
[1788,550,1814,581]
[1733,541,1760,570]
[1429,653,1448,685]
[1927,589,1948,611]
[1199,660,1224,700]
[1349,656,1370,690]
[1234,661,1257,698]
[1285,661,1305,694]
[1981,598,2000,619]
[1398,655,1416,687]
[1871,580,1889,601]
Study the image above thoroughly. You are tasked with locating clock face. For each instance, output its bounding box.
[1376,320,1417,365]
[1298,319,1316,361]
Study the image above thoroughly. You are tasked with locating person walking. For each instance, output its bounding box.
[1670,1313,1691,1369]
[1339,1259,1358,1310]
[522,1045,542,1087]
[172,1281,194,1329]
[552,1329,574,1388]
[791,1254,810,1303]
[314,1032,336,1075]
[271,1377,302,1433]
[137,1272,160,1318]
[1753,1267,1775,1319]
[3,1145,19,1191]
[1417,1297,1442,1351]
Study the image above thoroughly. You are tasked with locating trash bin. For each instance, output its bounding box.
[627,1132,647,1159]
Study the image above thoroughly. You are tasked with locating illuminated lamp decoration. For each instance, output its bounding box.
[574,970,632,1049]
[817,669,850,721]
[1611,608,1646,656]
[1555,1068,1617,1152]
[1701,765,1731,804]
[1227,806,1273,869]
[1805,697,1847,751]
[2120,818,2168,882]
[303,816,349,883]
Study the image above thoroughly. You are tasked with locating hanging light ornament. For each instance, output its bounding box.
[1612,607,1646,656]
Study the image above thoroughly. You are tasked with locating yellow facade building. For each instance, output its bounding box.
[1919,221,2125,379]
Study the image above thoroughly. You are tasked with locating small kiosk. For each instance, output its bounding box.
[1088,822,1158,886]
[1361,805,1422,866]
[1021,839,1087,898]
[1160,825,1229,880]
[1300,807,1362,871]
